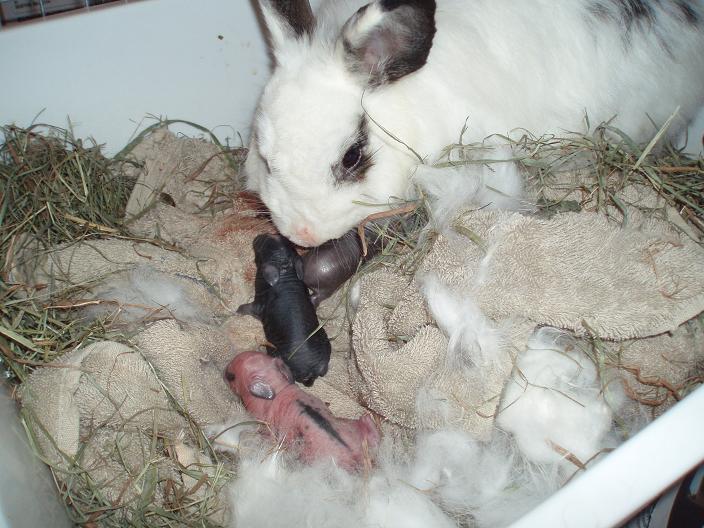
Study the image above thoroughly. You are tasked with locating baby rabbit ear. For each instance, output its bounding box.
[294,254,305,281]
[274,357,294,384]
[262,263,281,286]
[249,379,276,400]
[341,0,436,87]
[259,0,315,54]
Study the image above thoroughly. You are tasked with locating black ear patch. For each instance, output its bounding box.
[264,0,315,37]
[342,0,436,87]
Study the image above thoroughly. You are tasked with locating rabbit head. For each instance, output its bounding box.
[245,0,437,247]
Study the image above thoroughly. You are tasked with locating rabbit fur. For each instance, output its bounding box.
[244,0,704,246]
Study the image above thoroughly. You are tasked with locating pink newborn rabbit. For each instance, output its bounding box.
[225,350,381,471]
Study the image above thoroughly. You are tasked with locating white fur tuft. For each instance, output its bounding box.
[229,449,364,528]
[86,266,211,323]
[364,475,458,528]
[496,328,619,470]
[227,427,567,528]
[414,146,526,233]
[420,274,506,368]
[409,429,561,527]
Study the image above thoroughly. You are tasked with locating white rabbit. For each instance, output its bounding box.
[244,0,704,247]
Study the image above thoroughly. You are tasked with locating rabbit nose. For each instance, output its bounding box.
[294,225,318,247]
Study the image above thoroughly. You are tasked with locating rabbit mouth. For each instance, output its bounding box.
[289,225,320,248]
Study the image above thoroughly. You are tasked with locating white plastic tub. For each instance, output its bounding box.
[0,382,72,528]
[0,2,702,527]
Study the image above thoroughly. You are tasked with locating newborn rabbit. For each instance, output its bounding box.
[238,233,331,386]
[225,351,381,471]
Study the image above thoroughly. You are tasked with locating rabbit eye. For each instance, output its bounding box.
[333,119,372,184]
[342,144,362,169]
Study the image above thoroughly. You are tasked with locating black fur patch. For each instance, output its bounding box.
[298,400,350,449]
[332,117,373,184]
[268,0,315,37]
[380,0,435,11]
[588,0,655,27]
[675,0,700,23]
[587,0,700,46]
[620,0,656,23]
[343,0,437,87]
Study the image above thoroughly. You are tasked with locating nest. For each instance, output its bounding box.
[367,118,704,284]
[1,117,702,526]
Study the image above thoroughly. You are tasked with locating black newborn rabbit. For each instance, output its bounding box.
[237,233,331,386]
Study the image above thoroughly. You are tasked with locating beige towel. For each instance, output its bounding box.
[606,317,704,414]
[21,342,188,509]
[21,342,178,459]
[21,337,240,520]
[347,209,704,434]
[123,127,243,220]
[420,210,704,340]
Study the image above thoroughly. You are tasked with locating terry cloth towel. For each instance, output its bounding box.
[20,329,243,430]
[123,126,243,220]
[420,210,704,340]
[348,208,704,437]
[20,340,231,518]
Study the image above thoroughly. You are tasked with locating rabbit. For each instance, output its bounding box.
[237,233,331,386]
[302,227,382,307]
[244,0,704,247]
[224,350,381,471]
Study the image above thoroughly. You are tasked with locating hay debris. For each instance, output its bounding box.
[0,123,137,382]
[374,119,704,278]
[0,122,240,527]
[438,121,704,238]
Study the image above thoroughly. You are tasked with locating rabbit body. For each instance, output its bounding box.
[245,0,704,246]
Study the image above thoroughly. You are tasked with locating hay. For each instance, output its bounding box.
[1,124,134,254]
[0,121,241,527]
[364,118,704,283]
[0,123,137,382]
[436,120,704,238]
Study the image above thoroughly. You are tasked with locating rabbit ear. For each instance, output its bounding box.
[293,254,305,281]
[249,379,275,400]
[341,0,436,87]
[259,0,315,53]
[262,263,281,286]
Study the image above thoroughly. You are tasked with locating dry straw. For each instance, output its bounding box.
[397,116,703,264]
[0,123,136,382]
[0,121,238,526]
